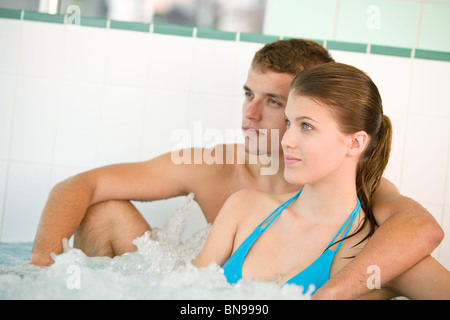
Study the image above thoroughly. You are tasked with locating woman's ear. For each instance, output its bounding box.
[348,131,369,157]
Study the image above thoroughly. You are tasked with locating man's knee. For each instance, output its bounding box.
[74,200,150,257]
[79,200,123,231]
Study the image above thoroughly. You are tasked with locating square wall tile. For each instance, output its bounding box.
[141,89,189,160]
[228,96,246,143]
[419,4,450,52]
[96,85,146,166]
[367,54,412,115]
[190,38,238,96]
[264,0,336,40]
[0,74,15,160]
[336,0,420,48]
[233,41,265,97]
[0,18,21,74]
[62,25,108,83]
[446,149,450,209]
[147,33,195,92]
[0,160,7,239]
[382,113,407,188]
[409,59,450,117]
[18,21,65,78]
[443,158,450,268]
[420,203,445,263]
[53,81,103,167]
[186,94,237,148]
[105,28,151,87]
[440,206,450,270]
[11,76,59,164]
[400,115,450,205]
[328,50,368,72]
[2,162,51,242]
[50,166,90,189]
[421,203,444,231]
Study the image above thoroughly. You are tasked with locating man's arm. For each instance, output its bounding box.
[386,255,450,300]
[312,178,444,300]
[30,151,199,266]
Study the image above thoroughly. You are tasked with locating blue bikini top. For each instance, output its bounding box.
[222,189,361,294]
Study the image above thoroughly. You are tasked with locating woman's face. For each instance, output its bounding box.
[282,94,353,186]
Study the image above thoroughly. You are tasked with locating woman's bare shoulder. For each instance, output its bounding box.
[222,189,299,227]
[227,189,297,209]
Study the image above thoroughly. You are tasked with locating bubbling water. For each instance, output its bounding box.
[0,194,311,300]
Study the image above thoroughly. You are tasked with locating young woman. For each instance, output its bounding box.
[193,63,449,299]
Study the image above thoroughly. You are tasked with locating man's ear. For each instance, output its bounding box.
[348,131,369,157]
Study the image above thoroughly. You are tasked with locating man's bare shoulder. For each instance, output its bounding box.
[148,145,252,221]
[144,146,240,177]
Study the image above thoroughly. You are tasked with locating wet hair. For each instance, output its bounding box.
[252,39,335,76]
[290,62,393,247]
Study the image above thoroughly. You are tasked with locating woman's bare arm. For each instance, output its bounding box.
[193,191,246,268]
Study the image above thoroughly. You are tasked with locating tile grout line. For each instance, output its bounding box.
[331,0,340,41]
[414,0,424,50]
[0,11,25,241]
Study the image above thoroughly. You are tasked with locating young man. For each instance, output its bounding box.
[30,39,443,299]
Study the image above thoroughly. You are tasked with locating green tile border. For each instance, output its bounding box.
[285,37,325,47]
[24,10,65,24]
[110,19,150,32]
[370,45,412,58]
[153,23,193,37]
[240,32,280,44]
[414,49,450,62]
[326,40,367,53]
[1,7,450,62]
[0,8,21,19]
[197,27,236,41]
[80,16,107,29]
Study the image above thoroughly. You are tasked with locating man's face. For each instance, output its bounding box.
[241,68,294,157]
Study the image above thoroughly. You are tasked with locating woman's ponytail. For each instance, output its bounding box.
[356,115,393,239]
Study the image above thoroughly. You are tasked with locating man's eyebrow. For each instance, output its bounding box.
[243,85,286,101]
[267,93,286,101]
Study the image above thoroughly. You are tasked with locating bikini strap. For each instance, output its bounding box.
[326,198,361,253]
[256,192,361,252]
[257,189,303,231]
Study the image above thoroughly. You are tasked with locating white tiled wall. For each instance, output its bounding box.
[0,18,449,270]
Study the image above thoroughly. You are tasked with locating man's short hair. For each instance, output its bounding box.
[252,39,335,76]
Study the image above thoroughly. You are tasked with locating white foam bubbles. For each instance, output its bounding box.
[0,194,311,300]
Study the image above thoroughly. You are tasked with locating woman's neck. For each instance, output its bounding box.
[292,175,359,225]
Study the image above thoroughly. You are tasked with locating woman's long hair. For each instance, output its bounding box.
[290,62,393,246]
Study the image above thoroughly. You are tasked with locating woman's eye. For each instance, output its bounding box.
[284,119,290,127]
[301,123,313,131]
